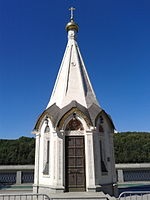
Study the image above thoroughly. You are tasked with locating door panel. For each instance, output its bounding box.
[65,136,86,191]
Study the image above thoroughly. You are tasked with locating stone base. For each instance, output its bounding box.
[33,184,65,195]
[32,190,110,200]
[87,183,118,197]
[33,183,118,197]
[100,183,118,197]
[87,185,101,192]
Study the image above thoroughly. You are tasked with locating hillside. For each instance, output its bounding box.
[114,132,150,163]
[0,136,35,165]
[0,132,150,164]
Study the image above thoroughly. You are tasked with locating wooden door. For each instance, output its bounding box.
[65,136,86,192]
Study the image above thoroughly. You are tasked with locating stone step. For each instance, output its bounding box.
[48,192,115,200]
[0,192,116,200]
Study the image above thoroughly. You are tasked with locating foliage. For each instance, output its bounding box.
[114,132,150,163]
[0,137,35,165]
[0,132,150,165]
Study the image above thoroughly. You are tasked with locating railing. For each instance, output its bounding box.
[0,193,109,200]
[116,164,150,183]
[118,191,150,200]
[0,165,34,185]
[0,164,150,186]
[0,194,50,200]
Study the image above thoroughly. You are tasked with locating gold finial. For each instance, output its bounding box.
[66,7,78,32]
[69,7,75,20]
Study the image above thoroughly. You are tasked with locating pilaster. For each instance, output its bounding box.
[34,132,40,185]
[33,131,40,193]
[50,131,64,192]
[85,130,96,191]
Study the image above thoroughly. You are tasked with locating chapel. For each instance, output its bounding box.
[33,8,117,196]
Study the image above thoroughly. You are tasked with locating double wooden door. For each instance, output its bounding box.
[65,136,86,192]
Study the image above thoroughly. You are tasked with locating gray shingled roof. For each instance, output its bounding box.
[34,101,114,131]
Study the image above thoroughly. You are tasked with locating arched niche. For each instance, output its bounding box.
[95,115,104,133]
[57,107,91,131]
[99,124,104,133]
[65,118,84,131]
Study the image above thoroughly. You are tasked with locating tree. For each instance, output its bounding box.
[0,137,35,165]
[114,132,150,163]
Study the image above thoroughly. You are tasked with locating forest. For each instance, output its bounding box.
[0,137,35,165]
[0,132,150,165]
[114,132,150,163]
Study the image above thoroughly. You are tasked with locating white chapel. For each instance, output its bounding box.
[33,8,117,196]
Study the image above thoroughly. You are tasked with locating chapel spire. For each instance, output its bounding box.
[33,8,116,195]
[46,8,99,109]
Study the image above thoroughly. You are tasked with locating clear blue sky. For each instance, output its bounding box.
[0,0,150,139]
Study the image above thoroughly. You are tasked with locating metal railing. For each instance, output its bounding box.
[119,191,150,200]
[0,193,109,200]
[0,194,50,200]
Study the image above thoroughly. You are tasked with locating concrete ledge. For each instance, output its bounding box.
[116,163,150,170]
[1,163,149,171]
[33,184,65,194]
[0,165,34,171]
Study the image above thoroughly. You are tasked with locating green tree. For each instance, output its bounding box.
[0,137,35,165]
[114,132,150,163]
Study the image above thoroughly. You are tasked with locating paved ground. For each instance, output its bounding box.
[0,192,150,200]
[0,183,150,200]
[0,190,113,200]
[0,192,111,200]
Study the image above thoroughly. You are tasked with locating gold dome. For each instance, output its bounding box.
[66,20,79,32]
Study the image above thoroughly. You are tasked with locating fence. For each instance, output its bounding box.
[0,164,150,185]
[0,193,109,200]
[0,165,34,185]
[0,194,50,200]
[118,191,150,200]
[116,164,150,183]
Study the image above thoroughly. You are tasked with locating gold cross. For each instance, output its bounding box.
[69,7,75,20]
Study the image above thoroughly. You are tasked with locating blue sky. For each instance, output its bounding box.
[0,0,150,139]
